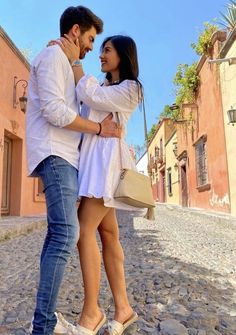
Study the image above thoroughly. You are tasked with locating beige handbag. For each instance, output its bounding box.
[114,113,155,211]
[114,168,155,208]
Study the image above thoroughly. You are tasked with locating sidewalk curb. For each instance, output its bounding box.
[0,217,46,242]
[156,202,236,225]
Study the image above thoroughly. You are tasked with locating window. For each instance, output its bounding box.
[160,138,163,160]
[34,178,45,202]
[167,168,172,196]
[195,137,208,187]
[38,178,44,195]
[154,146,159,161]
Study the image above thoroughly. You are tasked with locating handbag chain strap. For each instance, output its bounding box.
[115,112,124,172]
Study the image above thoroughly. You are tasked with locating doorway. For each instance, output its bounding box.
[180,164,188,207]
[159,169,166,203]
[1,137,12,215]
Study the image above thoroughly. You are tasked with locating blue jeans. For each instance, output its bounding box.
[32,156,79,335]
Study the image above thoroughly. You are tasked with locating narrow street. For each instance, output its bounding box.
[0,206,236,335]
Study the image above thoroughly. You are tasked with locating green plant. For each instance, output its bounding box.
[147,124,157,142]
[159,105,172,119]
[173,63,200,111]
[219,0,236,30]
[159,104,181,121]
[20,47,33,61]
[191,22,218,56]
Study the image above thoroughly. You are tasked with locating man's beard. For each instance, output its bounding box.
[78,37,86,59]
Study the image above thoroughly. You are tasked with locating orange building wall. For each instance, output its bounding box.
[151,183,158,201]
[176,32,230,213]
[0,28,46,217]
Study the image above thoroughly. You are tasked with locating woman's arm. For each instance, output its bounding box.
[76,76,140,114]
[71,63,85,85]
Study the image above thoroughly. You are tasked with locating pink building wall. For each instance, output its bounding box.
[0,27,46,217]
[177,31,230,213]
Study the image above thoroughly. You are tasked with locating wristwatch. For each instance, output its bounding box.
[71,59,82,67]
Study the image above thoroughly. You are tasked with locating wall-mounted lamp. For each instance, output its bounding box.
[173,142,178,157]
[170,103,179,111]
[13,76,28,112]
[227,106,236,125]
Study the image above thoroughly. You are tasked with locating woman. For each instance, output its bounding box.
[57,34,144,335]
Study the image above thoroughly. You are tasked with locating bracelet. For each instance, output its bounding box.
[96,122,102,136]
[71,59,82,67]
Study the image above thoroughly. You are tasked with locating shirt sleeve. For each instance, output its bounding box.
[33,46,77,128]
[76,75,140,114]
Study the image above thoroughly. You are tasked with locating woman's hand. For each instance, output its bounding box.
[47,34,80,64]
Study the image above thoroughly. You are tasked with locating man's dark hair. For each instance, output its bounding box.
[60,6,103,36]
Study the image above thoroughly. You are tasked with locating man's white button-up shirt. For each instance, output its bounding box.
[26,45,81,176]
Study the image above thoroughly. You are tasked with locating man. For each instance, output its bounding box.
[26,6,119,335]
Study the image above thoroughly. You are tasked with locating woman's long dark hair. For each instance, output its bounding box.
[100,35,143,101]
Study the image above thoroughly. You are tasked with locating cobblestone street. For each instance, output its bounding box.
[1,205,236,335]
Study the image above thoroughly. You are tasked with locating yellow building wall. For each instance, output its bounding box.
[165,133,179,205]
[220,38,236,215]
[148,121,165,186]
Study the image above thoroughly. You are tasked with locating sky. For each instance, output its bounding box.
[0,0,228,147]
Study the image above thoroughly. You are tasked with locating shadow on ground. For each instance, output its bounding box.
[0,210,235,334]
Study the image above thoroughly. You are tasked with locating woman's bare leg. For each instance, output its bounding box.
[77,197,110,330]
[98,209,134,323]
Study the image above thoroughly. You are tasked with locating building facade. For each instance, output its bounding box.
[0,26,46,217]
[136,151,148,176]
[148,118,175,202]
[176,31,230,213]
[165,131,179,205]
[219,27,236,215]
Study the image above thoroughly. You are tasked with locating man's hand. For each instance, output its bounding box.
[100,113,122,138]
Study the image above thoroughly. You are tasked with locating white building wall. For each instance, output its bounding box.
[136,152,148,176]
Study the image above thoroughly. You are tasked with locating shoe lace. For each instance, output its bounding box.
[57,312,79,334]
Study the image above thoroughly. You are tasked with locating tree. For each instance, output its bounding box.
[147,124,157,142]
[159,105,172,120]
[20,47,33,62]
[173,63,200,108]
[191,22,218,56]
[134,144,146,162]
[219,0,236,31]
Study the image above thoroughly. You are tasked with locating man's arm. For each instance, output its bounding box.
[35,46,120,137]
[65,113,120,137]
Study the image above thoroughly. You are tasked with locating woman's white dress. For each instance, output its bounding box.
[76,75,145,214]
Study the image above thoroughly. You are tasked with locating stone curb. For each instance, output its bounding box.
[1,201,236,243]
[156,202,236,225]
[0,217,46,242]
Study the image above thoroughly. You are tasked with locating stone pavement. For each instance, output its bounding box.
[0,205,236,335]
[0,216,46,242]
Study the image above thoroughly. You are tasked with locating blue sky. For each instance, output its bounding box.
[0,0,228,147]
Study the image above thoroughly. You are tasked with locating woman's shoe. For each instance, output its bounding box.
[106,312,138,335]
[68,313,106,335]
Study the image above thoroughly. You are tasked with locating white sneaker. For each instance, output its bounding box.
[29,312,74,334]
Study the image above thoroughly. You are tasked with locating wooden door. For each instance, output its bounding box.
[1,137,12,215]
[159,170,166,203]
[181,165,188,207]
